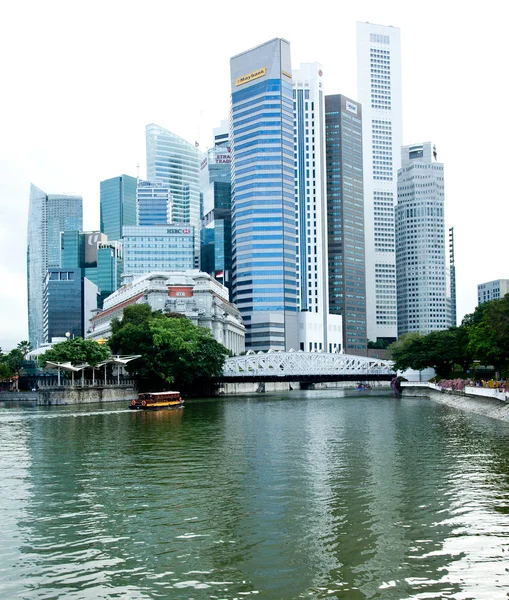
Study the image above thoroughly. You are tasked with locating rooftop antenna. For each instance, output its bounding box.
[136,163,140,182]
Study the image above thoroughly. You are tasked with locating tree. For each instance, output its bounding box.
[109,305,229,391]
[38,338,110,368]
[17,341,33,358]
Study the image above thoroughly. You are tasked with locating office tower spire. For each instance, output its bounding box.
[357,22,402,344]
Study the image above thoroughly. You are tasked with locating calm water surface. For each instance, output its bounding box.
[1,390,509,599]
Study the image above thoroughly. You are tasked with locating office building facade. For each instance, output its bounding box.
[146,124,201,265]
[27,184,82,348]
[43,268,98,343]
[477,280,509,305]
[292,63,342,353]
[60,230,122,307]
[136,180,172,226]
[200,121,233,294]
[122,225,194,276]
[230,38,298,350]
[325,94,367,354]
[357,22,402,343]
[396,142,449,334]
[100,175,137,242]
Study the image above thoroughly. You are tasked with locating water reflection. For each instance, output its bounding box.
[0,394,508,598]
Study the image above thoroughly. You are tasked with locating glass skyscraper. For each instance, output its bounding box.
[325,94,367,354]
[230,38,298,351]
[27,184,82,348]
[200,122,232,295]
[100,175,137,242]
[136,180,172,226]
[60,231,122,308]
[146,124,201,265]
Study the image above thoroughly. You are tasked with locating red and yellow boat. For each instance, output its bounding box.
[129,391,183,410]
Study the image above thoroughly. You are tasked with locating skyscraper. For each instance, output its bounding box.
[100,175,137,242]
[27,184,82,348]
[230,38,298,351]
[325,94,367,354]
[136,180,172,226]
[396,142,450,334]
[146,124,201,265]
[200,121,232,294]
[357,22,402,344]
[292,64,342,353]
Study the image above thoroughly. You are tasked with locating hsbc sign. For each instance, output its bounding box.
[167,228,191,235]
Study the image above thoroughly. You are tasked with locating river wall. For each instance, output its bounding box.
[402,383,509,422]
[37,386,137,406]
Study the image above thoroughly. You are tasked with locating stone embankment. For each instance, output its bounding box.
[402,382,509,422]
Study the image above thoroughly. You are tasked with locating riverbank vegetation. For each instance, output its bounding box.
[388,294,509,378]
[108,305,230,392]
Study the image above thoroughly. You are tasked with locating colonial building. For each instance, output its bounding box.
[87,271,245,355]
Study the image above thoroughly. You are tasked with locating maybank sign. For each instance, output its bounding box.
[235,67,267,87]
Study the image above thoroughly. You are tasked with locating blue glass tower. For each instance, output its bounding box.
[100,175,137,242]
[136,180,171,226]
[27,185,82,347]
[230,38,298,350]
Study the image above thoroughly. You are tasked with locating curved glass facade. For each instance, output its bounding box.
[146,124,201,265]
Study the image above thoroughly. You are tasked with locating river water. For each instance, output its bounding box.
[1,389,509,599]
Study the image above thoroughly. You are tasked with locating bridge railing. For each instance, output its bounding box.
[222,351,395,378]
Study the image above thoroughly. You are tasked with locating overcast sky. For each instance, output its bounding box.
[0,0,506,350]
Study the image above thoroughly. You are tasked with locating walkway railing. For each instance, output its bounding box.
[38,379,137,389]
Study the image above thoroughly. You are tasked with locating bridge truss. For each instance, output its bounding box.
[221,351,395,382]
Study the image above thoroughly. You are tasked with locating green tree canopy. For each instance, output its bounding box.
[38,337,110,368]
[109,305,229,391]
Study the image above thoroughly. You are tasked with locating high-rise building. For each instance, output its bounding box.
[122,225,194,276]
[146,124,201,265]
[100,175,137,242]
[60,230,122,307]
[448,226,457,326]
[200,121,233,294]
[230,38,298,351]
[325,94,367,354]
[292,64,342,353]
[357,22,402,344]
[136,180,172,226]
[396,142,450,334]
[43,268,98,343]
[27,184,82,348]
[477,280,509,305]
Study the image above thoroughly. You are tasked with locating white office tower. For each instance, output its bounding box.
[396,142,450,334]
[292,63,342,352]
[357,22,402,343]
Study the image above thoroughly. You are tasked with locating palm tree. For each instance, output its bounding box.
[17,341,33,358]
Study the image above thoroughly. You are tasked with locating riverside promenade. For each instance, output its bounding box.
[402,381,509,422]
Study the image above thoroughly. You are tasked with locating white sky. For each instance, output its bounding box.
[1,0,506,350]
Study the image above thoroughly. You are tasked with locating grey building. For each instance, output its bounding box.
[477,280,509,305]
[27,184,82,348]
[325,95,367,354]
[396,142,450,334]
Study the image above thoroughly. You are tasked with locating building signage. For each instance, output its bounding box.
[166,228,191,235]
[235,67,266,87]
[346,100,358,115]
[282,70,292,79]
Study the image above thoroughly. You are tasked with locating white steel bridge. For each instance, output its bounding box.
[219,351,395,383]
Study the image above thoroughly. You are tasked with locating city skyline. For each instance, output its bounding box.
[1,1,507,348]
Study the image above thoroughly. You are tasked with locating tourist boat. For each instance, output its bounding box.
[355,383,372,391]
[129,391,183,410]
